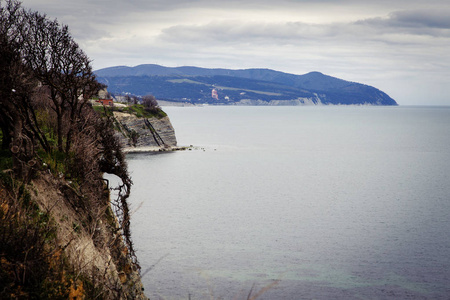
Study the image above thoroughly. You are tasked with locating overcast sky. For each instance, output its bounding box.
[19,0,450,105]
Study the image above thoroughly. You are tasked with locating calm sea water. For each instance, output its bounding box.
[125,106,450,299]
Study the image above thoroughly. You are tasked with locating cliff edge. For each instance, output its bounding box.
[112,110,177,151]
[0,167,148,299]
[1,2,151,297]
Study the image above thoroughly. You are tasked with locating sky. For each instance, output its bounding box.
[18,0,450,105]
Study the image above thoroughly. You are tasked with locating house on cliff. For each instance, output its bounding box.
[96,99,114,106]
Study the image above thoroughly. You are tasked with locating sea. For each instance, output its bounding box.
[122,105,450,299]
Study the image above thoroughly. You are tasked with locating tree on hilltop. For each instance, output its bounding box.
[142,94,159,112]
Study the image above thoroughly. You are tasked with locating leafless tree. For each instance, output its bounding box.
[19,7,103,153]
[1,2,139,295]
[142,94,160,114]
[0,1,47,179]
[142,94,158,108]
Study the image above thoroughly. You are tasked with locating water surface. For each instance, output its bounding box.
[126,106,450,299]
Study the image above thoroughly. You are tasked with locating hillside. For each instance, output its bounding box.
[95,64,398,106]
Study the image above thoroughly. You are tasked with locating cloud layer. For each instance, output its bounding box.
[19,0,450,105]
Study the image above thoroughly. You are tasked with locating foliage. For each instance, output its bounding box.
[0,0,140,298]
[124,104,167,119]
[0,179,127,299]
[103,103,167,119]
[0,149,12,171]
[36,149,66,175]
[0,182,68,299]
[1,0,104,158]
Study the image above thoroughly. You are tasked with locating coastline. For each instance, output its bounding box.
[123,145,193,153]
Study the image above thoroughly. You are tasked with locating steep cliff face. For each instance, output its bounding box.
[0,105,150,299]
[113,111,177,151]
[0,171,147,299]
[34,174,147,299]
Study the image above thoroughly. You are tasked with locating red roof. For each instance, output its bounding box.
[97,99,113,106]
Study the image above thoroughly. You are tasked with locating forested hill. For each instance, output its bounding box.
[95,64,398,106]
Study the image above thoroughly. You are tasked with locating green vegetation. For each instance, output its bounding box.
[115,104,167,119]
[94,103,167,120]
[0,178,120,299]
[93,101,167,119]
[168,78,283,96]
[0,149,12,171]
[214,85,282,96]
[167,78,205,85]
[92,105,108,115]
[1,1,142,298]
[0,182,67,299]
[36,149,66,175]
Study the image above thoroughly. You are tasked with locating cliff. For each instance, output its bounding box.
[0,105,178,298]
[0,104,150,299]
[0,170,147,299]
[112,111,177,151]
[1,2,151,297]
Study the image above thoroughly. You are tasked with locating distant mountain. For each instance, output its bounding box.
[95,64,397,106]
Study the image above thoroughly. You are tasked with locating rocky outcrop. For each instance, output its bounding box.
[113,111,177,151]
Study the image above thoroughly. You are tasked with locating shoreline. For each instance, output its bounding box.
[123,145,194,153]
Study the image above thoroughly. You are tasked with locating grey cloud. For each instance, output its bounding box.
[26,0,287,17]
[159,21,339,45]
[19,0,450,105]
[158,13,450,48]
[356,9,450,37]
[390,9,450,29]
[23,0,450,43]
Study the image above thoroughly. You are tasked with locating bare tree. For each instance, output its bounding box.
[0,1,48,179]
[0,33,33,178]
[1,2,139,296]
[142,94,159,112]
[19,8,103,153]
